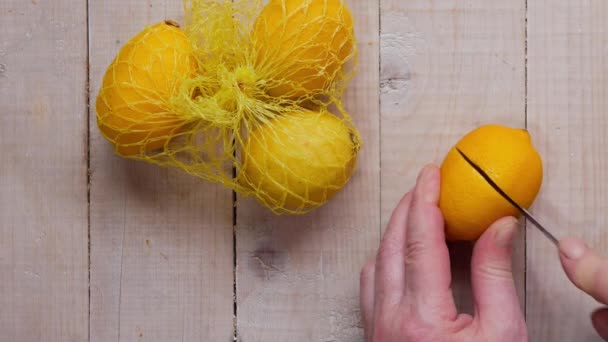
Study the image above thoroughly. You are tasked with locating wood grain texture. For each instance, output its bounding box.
[235,0,380,340]
[380,0,527,313]
[5,0,608,340]
[88,1,234,341]
[0,1,89,341]
[527,1,608,340]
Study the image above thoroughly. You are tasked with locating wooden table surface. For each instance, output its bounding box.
[2,0,607,341]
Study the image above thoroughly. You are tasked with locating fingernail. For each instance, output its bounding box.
[559,238,587,260]
[495,217,518,248]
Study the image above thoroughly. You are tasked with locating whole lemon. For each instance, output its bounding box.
[251,0,354,99]
[240,110,359,213]
[96,20,198,156]
[439,124,543,240]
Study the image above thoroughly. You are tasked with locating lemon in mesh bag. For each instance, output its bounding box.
[251,0,355,99]
[95,0,360,215]
[96,20,198,156]
[239,109,359,213]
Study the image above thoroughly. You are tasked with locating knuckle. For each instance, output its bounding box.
[378,241,402,262]
[590,290,608,305]
[372,311,449,342]
[404,239,427,265]
[475,262,513,280]
[360,260,375,281]
[591,263,608,303]
[373,316,434,342]
[371,315,395,341]
[489,321,528,341]
[403,326,430,341]
[402,320,440,342]
[516,325,529,341]
[482,314,528,341]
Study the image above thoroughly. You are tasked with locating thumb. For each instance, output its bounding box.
[470,216,524,325]
[558,237,608,304]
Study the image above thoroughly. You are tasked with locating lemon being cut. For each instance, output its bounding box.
[439,124,543,241]
[96,20,198,156]
[239,110,360,214]
[251,0,355,99]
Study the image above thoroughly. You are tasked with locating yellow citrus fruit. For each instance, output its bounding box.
[96,20,198,156]
[439,124,543,241]
[240,110,359,213]
[251,0,354,99]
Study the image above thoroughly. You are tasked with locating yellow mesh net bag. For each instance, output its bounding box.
[96,0,361,214]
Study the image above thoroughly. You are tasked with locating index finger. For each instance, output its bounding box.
[403,165,456,320]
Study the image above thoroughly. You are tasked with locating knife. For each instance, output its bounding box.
[456,147,558,246]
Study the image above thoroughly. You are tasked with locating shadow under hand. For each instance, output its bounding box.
[448,240,474,314]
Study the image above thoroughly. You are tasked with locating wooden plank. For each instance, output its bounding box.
[235,0,380,340]
[88,1,234,341]
[527,1,608,340]
[0,1,89,341]
[380,0,527,313]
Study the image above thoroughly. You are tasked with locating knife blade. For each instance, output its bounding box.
[456,147,558,246]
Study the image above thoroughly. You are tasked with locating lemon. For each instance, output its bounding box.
[96,20,198,156]
[240,110,358,213]
[439,124,543,240]
[251,0,354,99]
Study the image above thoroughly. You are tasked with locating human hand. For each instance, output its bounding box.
[360,165,527,341]
[559,238,608,340]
